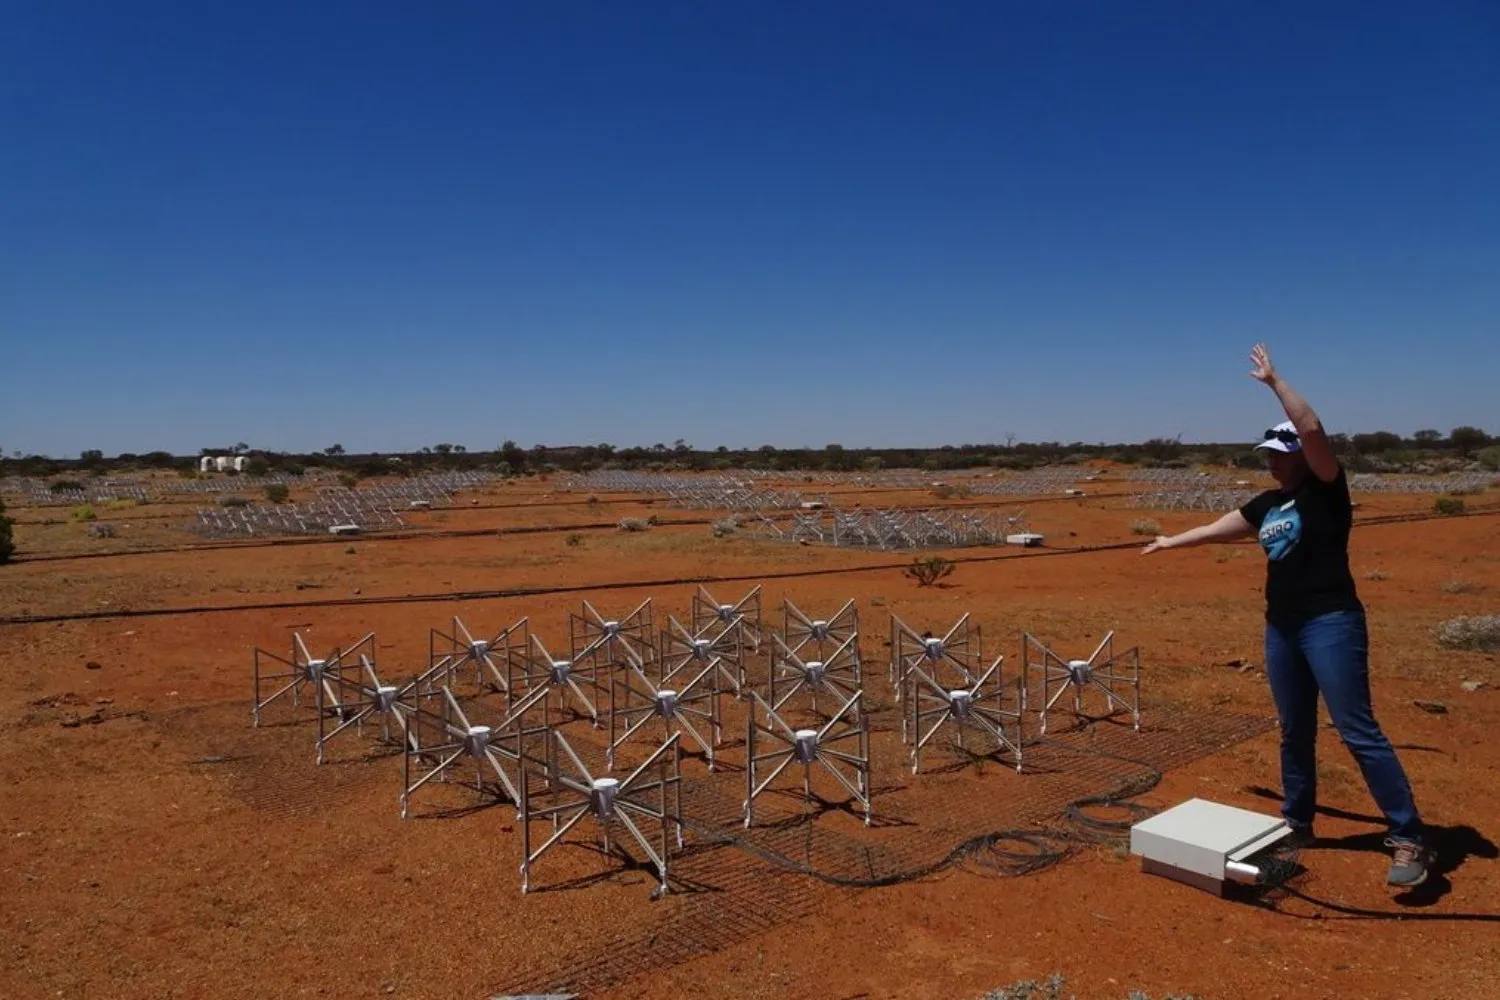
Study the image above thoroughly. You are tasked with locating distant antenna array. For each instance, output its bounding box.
[1127,489,1259,512]
[194,493,408,538]
[667,485,808,511]
[1350,472,1494,493]
[250,591,1146,893]
[751,507,1027,550]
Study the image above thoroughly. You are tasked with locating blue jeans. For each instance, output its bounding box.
[1264,610,1423,843]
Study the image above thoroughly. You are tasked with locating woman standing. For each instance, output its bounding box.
[1141,344,1430,888]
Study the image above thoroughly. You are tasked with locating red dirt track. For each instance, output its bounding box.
[2,477,1497,1000]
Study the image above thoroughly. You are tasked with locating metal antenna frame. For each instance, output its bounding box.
[660,614,746,697]
[888,614,983,722]
[780,598,858,662]
[1023,631,1141,734]
[767,631,863,721]
[744,690,871,828]
[905,652,1023,773]
[253,631,376,728]
[427,616,529,701]
[508,633,603,727]
[691,584,763,653]
[569,598,658,678]
[606,635,723,771]
[313,652,418,764]
[399,684,553,819]
[519,730,683,896]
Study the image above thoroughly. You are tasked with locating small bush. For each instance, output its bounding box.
[1364,569,1388,581]
[178,467,200,479]
[264,483,290,504]
[983,972,1199,1000]
[1441,579,1483,595]
[1130,518,1162,536]
[246,456,271,477]
[1433,496,1466,515]
[930,483,974,500]
[905,555,955,587]
[0,498,14,564]
[70,505,97,521]
[565,533,585,547]
[586,494,600,506]
[50,480,84,493]
[1435,614,1500,652]
[1477,444,1500,472]
[711,517,740,538]
[645,513,662,526]
[87,522,116,539]
[618,517,649,532]
[338,473,359,490]
[219,496,250,508]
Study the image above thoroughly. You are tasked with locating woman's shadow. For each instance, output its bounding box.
[1246,785,1498,907]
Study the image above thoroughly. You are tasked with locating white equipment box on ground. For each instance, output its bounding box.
[1130,798,1290,895]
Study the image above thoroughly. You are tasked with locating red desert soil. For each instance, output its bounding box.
[1,480,1497,1000]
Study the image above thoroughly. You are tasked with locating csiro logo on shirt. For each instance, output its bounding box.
[1259,500,1302,561]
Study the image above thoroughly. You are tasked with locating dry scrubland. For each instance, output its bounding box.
[1,471,1498,1000]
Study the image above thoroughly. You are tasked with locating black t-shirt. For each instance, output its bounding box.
[1237,464,1363,626]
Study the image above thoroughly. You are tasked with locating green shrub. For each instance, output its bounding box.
[263,483,290,504]
[711,517,739,537]
[70,504,97,521]
[905,555,955,586]
[219,496,250,508]
[618,517,649,532]
[565,533,585,547]
[1433,496,1466,516]
[1130,518,1162,536]
[1476,444,1500,472]
[0,498,14,564]
[338,473,359,490]
[246,456,271,477]
[50,480,84,493]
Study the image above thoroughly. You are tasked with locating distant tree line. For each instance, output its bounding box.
[2,426,1495,481]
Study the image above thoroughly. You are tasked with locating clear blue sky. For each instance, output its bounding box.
[2,2,1496,458]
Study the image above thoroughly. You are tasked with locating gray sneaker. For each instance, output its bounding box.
[1386,838,1433,887]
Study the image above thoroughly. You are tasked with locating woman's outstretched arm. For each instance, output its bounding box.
[1140,509,1255,555]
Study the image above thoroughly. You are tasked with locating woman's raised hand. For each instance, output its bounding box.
[1249,343,1276,384]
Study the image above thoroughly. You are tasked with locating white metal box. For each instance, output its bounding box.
[1130,798,1289,895]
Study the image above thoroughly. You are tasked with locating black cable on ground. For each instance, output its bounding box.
[679,732,1166,889]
